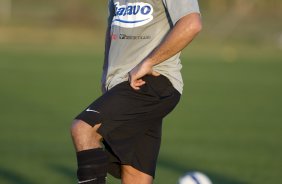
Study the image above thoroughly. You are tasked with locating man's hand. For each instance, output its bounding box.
[129,13,201,90]
[129,61,160,90]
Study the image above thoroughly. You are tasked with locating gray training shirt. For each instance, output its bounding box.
[104,0,200,94]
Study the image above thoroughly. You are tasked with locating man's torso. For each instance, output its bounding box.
[106,0,199,94]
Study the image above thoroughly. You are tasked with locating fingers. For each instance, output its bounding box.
[129,70,160,90]
[130,79,146,90]
[129,69,147,90]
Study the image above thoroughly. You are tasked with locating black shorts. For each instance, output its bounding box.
[75,75,181,178]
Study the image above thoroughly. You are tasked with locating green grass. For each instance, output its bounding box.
[0,44,281,184]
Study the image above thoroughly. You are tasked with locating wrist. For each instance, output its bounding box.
[142,58,155,68]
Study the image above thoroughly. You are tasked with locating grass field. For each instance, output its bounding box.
[0,43,281,184]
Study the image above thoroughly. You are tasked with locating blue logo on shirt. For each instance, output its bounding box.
[112,2,154,28]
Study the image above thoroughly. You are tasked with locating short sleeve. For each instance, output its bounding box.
[107,0,115,26]
[163,0,200,25]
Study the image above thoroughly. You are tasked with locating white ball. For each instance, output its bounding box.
[178,172,212,184]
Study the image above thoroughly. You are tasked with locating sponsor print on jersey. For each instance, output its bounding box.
[111,33,151,40]
[112,2,154,28]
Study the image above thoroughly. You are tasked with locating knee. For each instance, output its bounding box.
[70,119,84,139]
[70,119,102,141]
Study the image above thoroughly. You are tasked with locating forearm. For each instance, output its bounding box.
[144,13,202,66]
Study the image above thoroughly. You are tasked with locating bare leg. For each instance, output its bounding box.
[121,165,153,184]
[71,119,103,151]
[71,119,107,184]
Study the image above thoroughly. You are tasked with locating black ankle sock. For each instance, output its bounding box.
[76,148,108,184]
